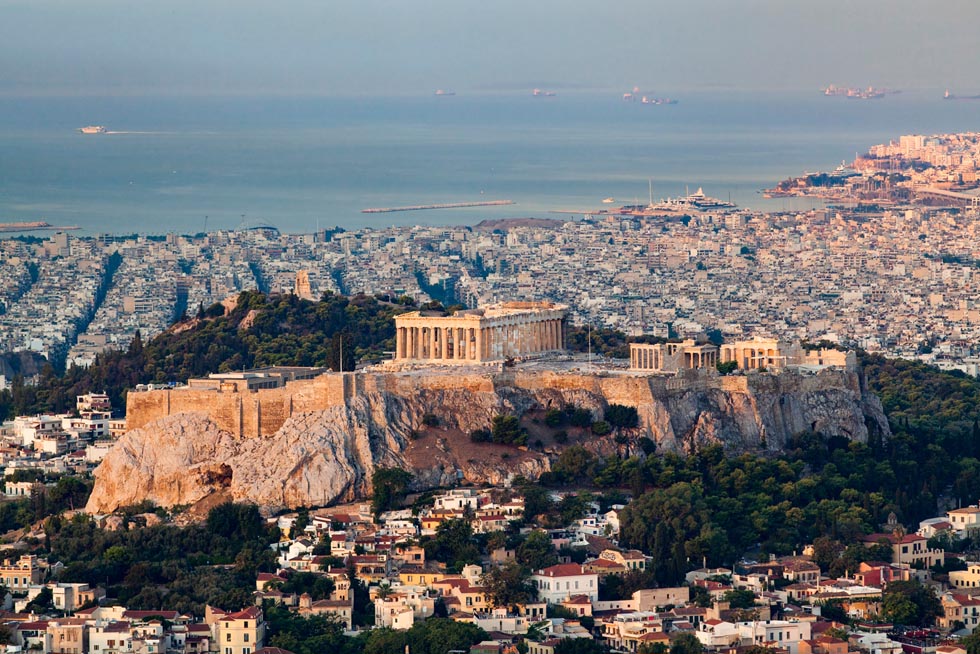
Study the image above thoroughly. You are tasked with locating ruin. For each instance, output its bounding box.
[629,336,856,373]
[393,301,568,364]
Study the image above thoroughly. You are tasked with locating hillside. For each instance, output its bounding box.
[0,291,415,418]
[85,365,888,514]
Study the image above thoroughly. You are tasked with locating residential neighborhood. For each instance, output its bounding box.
[3,480,980,654]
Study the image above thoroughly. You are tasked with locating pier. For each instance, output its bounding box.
[361,200,514,213]
[0,221,81,233]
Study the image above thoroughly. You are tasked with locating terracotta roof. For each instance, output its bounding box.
[225,606,263,621]
[103,622,132,633]
[563,595,592,604]
[536,564,591,577]
[640,632,670,642]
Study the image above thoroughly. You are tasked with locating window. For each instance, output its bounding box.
[226,634,231,642]
[244,634,249,643]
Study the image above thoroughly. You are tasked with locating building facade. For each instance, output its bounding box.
[630,340,719,372]
[394,301,568,364]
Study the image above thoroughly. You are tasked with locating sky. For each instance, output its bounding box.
[1,0,979,97]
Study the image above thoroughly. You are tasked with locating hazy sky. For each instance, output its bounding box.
[2,0,978,96]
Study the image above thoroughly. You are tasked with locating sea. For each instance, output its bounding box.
[0,89,977,236]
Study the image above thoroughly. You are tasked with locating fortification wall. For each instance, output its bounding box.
[126,373,353,439]
[126,390,172,431]
[125,366,860,440]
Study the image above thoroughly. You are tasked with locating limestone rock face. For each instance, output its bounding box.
[86,368,890,514]
[85,413,240,513]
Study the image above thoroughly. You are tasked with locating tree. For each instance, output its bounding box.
[26,587,54,613]
[491,414,526,446]
[423,519,480,570]
[545,408,565,428]
[371,468,413,519]
[264,604,347,654]
[717,361,738,375]
[881,580,942,626]
[403,618,488,654]
[555,638,605,654]
[591,420,612,436]
[554,446,596,483]
[525,620,551,643]
[206,502,266,542]
[279,572,335,601]
[606,404,639,429]
[516,531,558,571]
[961,633,980,654]
[810,536,844,572]
[481,561,537,608]
[722,588,757,609]
[671,632,705,654]
[518,481,554,522]
[567,407,593,428]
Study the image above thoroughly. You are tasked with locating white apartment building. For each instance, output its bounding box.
[531,564,598,603]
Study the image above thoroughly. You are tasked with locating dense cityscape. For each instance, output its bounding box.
[3,1,980,652]
[3,132,980,382]
[0,130,975,654]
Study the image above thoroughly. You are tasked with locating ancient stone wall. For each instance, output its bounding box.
[125,367,862,440]
[126,374,353,439]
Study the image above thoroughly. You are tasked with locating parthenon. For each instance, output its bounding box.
[394,301,568,364]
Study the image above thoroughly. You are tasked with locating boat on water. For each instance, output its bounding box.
[602,198,615,204]
[676,187,736,210]
[822,85,895,99]
[618,187,737,214]
[640,96,677,105]
[78,126,107,134]
[945,89,980,100]
[532,88,556,97]
[434,89,455,96]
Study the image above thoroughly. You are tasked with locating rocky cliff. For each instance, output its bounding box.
[86,367,889,514]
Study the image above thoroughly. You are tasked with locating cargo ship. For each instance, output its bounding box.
[641,96,678,105]
[944,89,980,100]
[78,126,107,134]
[822,85,897,99]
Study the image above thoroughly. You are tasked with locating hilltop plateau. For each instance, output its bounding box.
[85,364,888,514]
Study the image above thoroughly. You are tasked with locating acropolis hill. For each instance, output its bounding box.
[90,353,889,515]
